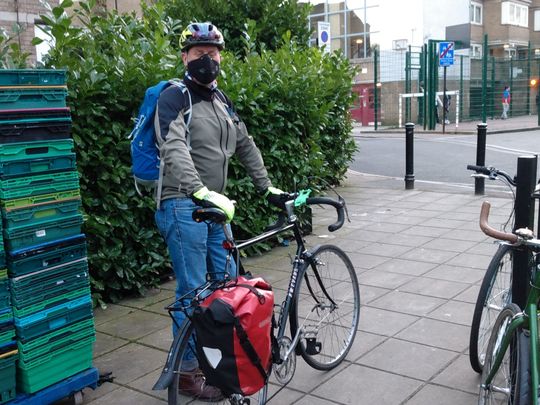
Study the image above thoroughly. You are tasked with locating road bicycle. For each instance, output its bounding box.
[477,200,540,404]
[467,164,518,373]
[153,190,361,404]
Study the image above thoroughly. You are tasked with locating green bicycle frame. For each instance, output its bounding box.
[483,268,540,404]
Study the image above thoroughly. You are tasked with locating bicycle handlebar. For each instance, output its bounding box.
[466,164,516,186]
[306,196,345,232]
[467,164,491,175]
[479,201,518,243]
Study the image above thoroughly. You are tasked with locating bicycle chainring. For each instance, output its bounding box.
[273,336,296,385]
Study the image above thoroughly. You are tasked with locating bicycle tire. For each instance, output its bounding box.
[470,244,513,373]
[290,244,360,371]
[168,321,268,405]
[478,303,531,405]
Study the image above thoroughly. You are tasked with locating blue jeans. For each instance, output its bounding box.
[155,197,237,369]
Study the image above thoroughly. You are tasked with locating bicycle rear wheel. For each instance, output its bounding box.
[478,303,530,405]
[168,321,268,405]
[470,244,513,373]
[290,244,360,370]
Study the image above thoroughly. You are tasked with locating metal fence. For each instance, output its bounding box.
[352,37,540,129]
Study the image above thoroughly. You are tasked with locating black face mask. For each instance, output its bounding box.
[187,54,220,84]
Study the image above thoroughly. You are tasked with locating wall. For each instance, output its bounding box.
[0,0,59,65]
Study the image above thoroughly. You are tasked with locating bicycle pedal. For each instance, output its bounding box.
[305,338,322,355]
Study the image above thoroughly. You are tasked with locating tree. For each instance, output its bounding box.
[162,0,312,55]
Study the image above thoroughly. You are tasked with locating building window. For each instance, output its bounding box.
[535,9,540,31]
[501,2,528,27]
[470,2,482,25]
[470,43,482,59]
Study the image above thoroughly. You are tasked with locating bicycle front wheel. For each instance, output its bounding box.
[290,244,360,370]
[478,303,530,405]
[168,321,268,405]
[470,244,513,373]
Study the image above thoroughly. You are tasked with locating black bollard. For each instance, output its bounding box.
[405,123,415,190]
[474,123,487,195]
[512,155,537,309]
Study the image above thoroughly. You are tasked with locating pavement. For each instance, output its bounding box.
[78,169,521,405]
[356,113,540,135]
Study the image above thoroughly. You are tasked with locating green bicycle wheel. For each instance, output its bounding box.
[478,303,530,405]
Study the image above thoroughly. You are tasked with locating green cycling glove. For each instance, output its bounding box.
[192,187,235,222]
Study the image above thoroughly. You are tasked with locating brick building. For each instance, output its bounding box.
[448,0,540,58]
[0,0,60,64]
[0,0,150,65]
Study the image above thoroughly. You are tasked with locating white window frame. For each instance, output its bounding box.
[535,9,540,31]
[501,1,529,27]
[470,2,483,25]
[470,43,482,59]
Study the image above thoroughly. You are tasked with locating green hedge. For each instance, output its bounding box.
[31,0,356,304]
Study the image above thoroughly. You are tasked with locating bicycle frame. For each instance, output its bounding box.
[482,264,540,404]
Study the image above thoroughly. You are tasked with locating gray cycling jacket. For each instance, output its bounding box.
[154,77,271,201]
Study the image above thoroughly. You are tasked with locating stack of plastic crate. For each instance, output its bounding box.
[0,69,95,395]
[0,243,17,405]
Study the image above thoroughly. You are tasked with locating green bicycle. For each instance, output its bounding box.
[477,201,540,405]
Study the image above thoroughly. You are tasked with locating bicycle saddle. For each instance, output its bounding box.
[192,207,227,224]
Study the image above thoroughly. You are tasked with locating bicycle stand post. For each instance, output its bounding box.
[404,122,415,190]
[474,123,487,195]
[513,155,538,309]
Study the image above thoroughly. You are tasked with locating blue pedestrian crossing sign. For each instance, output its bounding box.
[439,41,455,67]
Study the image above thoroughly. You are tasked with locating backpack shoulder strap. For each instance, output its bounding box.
[168,79,193,131]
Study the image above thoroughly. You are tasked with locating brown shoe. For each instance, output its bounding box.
[179,368,224,402]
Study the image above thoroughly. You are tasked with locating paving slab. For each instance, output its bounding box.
[86,171,516,404]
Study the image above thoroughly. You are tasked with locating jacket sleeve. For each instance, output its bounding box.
[155,86,204,195]
[234,119,272,192]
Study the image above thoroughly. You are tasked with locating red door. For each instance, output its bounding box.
[351,84,375,126]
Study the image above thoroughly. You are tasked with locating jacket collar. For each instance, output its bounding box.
[184,74,218,101]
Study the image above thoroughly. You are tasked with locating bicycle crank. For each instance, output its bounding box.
[273,336,296,385]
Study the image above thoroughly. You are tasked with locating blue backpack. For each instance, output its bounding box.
[129,79,192,204]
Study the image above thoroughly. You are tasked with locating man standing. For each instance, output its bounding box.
[154,22,283,400]
[501,86,511,119]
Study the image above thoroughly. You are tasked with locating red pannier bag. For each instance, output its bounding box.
[192,276,274,396]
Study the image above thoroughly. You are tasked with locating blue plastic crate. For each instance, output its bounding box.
[14,294,92,342]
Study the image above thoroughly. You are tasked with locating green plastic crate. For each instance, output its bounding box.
[14,293,92,343]
[0,139,73,161]
[0,352,17,404]
[17,318,94,362]
[0,281,8,311]
[13,287,90,318]
[0,310,12,326]
[17,335,93,394]
[0,328,15,347]
[0,269,5,280]
[0,86,67,110]
[0,153,76,179]
[3,198,81,229]
[2,189,80,210]
[0,69,66,86]
[4,214,83,251]
[0,171,79,200]
[10,259,89,309]
[7,235,86,277]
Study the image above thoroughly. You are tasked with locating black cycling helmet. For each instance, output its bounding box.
[180,22,225,52]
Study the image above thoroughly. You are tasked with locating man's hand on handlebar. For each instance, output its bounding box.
[265,186,290,210]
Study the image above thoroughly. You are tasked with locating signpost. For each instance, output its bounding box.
[439,41,454,134]
[317,22,331,54]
